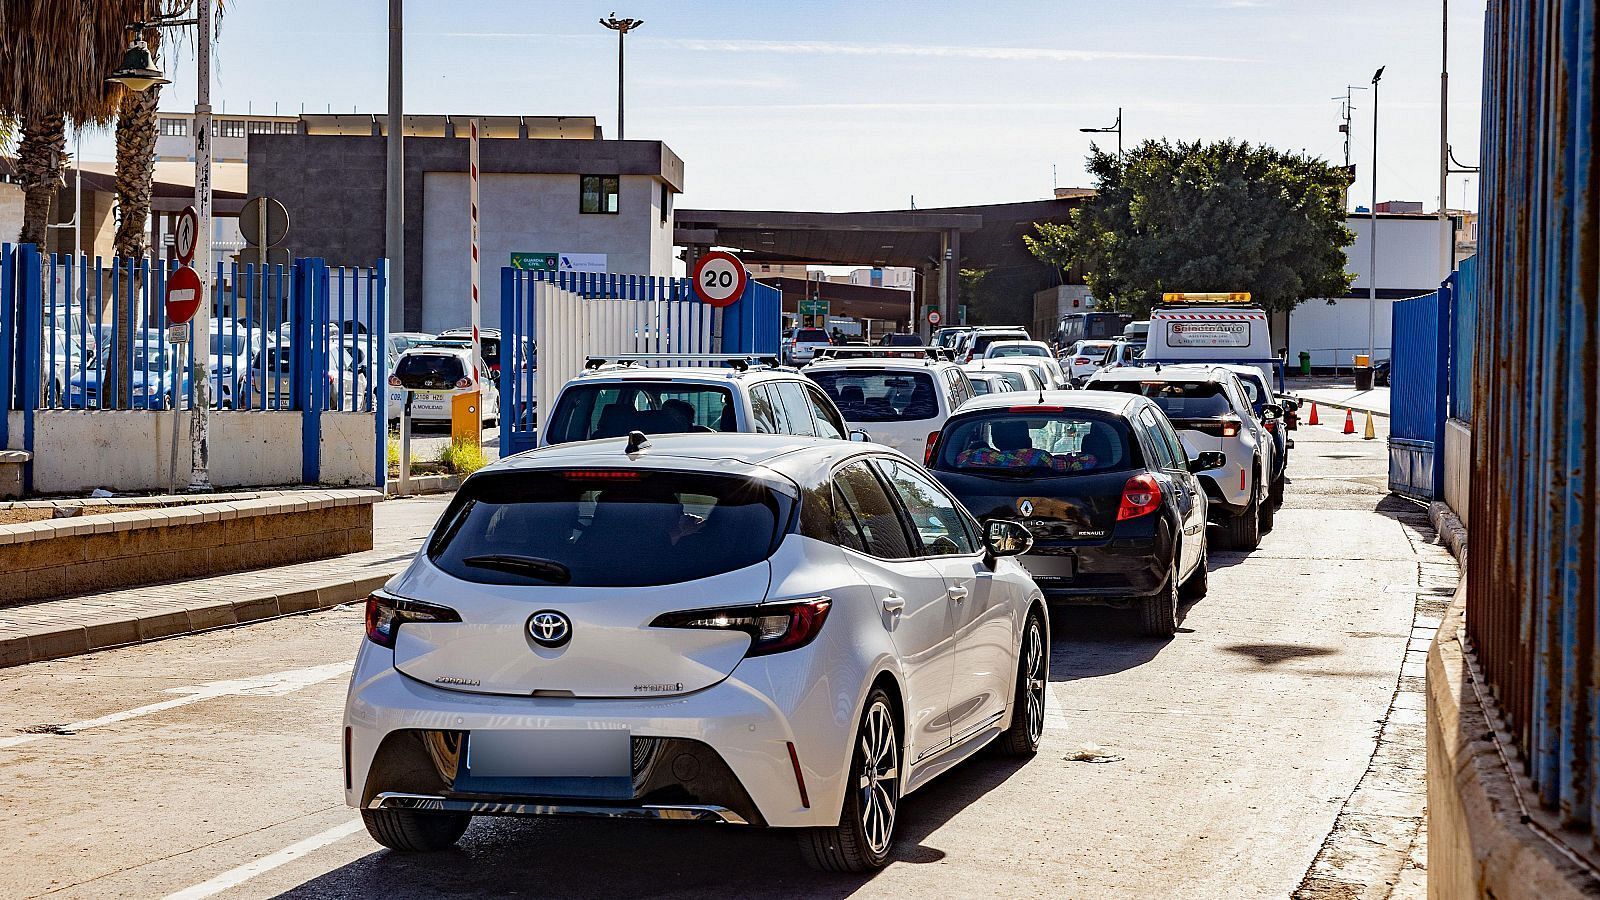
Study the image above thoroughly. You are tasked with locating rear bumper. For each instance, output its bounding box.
[344,640,857,830]
[1020,529,1171,605]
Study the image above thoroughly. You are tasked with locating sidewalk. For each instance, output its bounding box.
[0,494,450,669]
[1286,376,1391,419]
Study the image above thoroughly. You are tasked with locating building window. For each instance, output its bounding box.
[159,118,187,137]
[659,182,670,225]
[214,119,246,138]
[248,120,274,134]
[580,175,620,214]
[274,121,299,134]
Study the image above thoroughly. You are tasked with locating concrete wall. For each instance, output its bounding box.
[1442,418,1471,528]
[1288,296,1395,368]
[1031,285,1093,342]
[4,410,373,493]
[420,172,670,333]
[0,182,22,244]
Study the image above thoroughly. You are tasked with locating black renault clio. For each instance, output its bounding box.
[927,391,1224,637]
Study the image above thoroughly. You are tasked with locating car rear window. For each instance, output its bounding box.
[1089,380,1232,418]
[394,353,465,386]
[972,332,1028,354]
[796,329,830,343]
[546,383,736,444]
[989,344,1047,358]
[883,333,922,346]
[806,369,940,422]
[429,470,793,587]
[933,411,1136,476]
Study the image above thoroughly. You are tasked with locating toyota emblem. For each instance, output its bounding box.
[1018,499,1034,517]
[527,610,572,648]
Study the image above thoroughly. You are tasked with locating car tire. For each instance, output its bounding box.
[1258,481,1276,534]
[994,608,1048,756]
[1180,544,1209,601]
[1270,473,1285,508]
[1222,485,1263,551]
[1139,559,1180,639]
[798,689,901,872]
[360,807,471,852]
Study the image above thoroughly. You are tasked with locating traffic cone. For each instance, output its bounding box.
[1342,409,1355,434]
[1363,411,1376,440]
[1307,402,1320,426]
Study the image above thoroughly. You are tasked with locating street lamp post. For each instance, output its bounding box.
[1368,66,1384,367]
[599,13,644,140]
[1079,107,1123,162]
[108,8,213,490]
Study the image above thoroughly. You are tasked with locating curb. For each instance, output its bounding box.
[0,569,400,670]
[385,474,460,497]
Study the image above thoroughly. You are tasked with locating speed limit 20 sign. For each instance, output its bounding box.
[691,251,747,308]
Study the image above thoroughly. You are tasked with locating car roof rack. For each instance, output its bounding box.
[411,339,473,348]
[583,353,784,373]
[813,346,953,362]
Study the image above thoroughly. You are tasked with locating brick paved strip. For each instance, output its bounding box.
[0,494,448,669]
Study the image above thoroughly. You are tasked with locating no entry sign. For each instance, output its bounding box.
[691,251,747,308]
[165,265,203,325]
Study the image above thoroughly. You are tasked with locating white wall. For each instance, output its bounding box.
[319,412,377,486]
[1287,297,1394,368]
[1345,215,1452,293]
[0,182,22,245]
[421,172,671,335]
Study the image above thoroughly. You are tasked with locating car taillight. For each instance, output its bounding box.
[1221,419,1240,437]
[364,591,461,648]
[1116,473,1162,521]
[387,374,402,387]
[651,598,832,657]
[1074,357,1091,365]
[925,431,941,464]
[1263,419,1277,433]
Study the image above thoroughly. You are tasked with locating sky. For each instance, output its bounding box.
[82,0,1487,214]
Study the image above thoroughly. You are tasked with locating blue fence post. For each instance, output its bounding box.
[499,265,516,450]
[17,244,41,493]
[1432,273,1455,498]
[292,258,318,483]
[373,259,388,490]
[0,243,13,450]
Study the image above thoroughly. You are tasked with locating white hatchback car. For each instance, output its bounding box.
[387,341,500,426]
[980,340,1068,388]
[345,433,1048,871]
[804,354,975,462]
[1063,340,1117,385]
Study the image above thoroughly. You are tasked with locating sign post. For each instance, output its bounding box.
[168,206,201,492]
[452,118,484,450]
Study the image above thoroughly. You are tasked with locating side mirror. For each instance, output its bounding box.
[1259,403,1282,422]
[849,430,871,443]
[984,519,1033,561]
[1189,450,1227,473]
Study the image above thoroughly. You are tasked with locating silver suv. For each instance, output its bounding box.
[542,354,860,446]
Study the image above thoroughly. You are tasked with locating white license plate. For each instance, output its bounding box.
[1021,554,1076,579]
[466,729,631,778]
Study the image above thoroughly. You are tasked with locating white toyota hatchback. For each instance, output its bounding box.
[345,432,1048,871]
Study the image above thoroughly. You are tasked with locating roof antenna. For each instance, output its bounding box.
[625,430,650,454]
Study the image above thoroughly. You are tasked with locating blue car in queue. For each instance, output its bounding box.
[926,391,1224,638]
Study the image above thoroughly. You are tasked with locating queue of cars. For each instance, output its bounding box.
[348,306,1304,870]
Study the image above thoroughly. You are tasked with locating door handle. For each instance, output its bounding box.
[881,595,906,615]
[948,584,969,602]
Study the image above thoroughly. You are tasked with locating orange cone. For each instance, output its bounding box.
[1307,402,1320,426]
[1342,409,1356,434]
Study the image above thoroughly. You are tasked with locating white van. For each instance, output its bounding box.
[1142,294,1281,389]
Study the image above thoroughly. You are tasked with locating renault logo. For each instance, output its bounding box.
[1018,499,1034,517]
[527,610,572,648]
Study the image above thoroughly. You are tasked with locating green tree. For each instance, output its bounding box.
[1026,139,1355,316]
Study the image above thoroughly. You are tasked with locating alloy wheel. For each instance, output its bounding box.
[857,700,899,856]
[1024,619,1046,744]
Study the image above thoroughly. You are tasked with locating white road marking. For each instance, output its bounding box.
[0,661,352,750]
[160,819,367,900]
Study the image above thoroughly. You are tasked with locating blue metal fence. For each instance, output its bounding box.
[1,243,388,488]
[1387,289,1442,499]
[1448,254,1478,421]
[1467,0,1600,838]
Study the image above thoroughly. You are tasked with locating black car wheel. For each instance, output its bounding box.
[361,807,470,852]
[1180,544,1209,601]
[799,689,901,872]
[1139,558,1180,639]
[1258,481,1276,534]
[994,609,1047,756]
[1221,484,1262,551]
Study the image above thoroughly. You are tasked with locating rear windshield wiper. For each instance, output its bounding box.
[460,554,572,584]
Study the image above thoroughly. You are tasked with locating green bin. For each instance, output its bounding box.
[1298,351,1312,375]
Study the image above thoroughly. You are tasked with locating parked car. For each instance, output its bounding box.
[65,334,172,410]
[804,355,974,461]
[543,356,855,445]
[927,391,1222,637]
[782,327,834,366]
[388,341,501,427]
[1373,359,1391,386]
[878,332,923,347]
[1215,363,1297,506]
[956,327,1031,363]
[1101,339,1146,371]
[962,360,1048,394]
[345,433,1049,870]
[243,340,372,411]
[1063,340,1116,386]
[933,325,974,349]
[437,327,504,378]
[981,340,1068,388]
[965,370,1024,397]
[1086,365,1278,550]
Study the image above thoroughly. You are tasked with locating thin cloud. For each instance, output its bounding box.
[647,37,1248,64]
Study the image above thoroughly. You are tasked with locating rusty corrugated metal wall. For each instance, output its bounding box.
[1466,0,1599,829]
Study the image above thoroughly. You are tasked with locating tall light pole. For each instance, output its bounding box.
[387,0,404,330]
[108,7,213,490]
[1079,107,1123,162]
[599,13,644,140]
[1368,66,1384,367]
